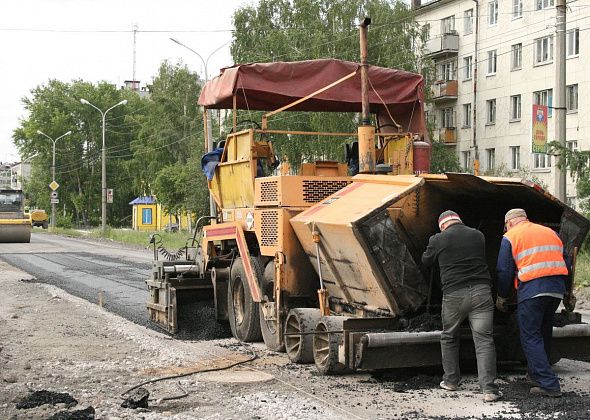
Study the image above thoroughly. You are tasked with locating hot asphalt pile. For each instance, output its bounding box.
[173,301,232,340]
[15,390,95,420]
[15,390,77,409]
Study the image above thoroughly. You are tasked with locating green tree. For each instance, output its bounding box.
[429,141,461,174]
[230,0,430,168]
[550,142,590,211]
[127,61,208,218]
[13,80,142,227]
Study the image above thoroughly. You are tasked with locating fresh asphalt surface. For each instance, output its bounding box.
[0,232,154,326]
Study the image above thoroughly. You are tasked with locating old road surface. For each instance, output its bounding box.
[1,232,590,419]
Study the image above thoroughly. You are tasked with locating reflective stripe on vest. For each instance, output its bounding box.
[504,221,568,287]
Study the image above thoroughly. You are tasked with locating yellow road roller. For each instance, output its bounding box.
[0,189,31,243]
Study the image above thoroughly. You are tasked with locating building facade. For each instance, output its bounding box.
[414,0,587,206]
[0,163,11,189]
[10,161,31,190]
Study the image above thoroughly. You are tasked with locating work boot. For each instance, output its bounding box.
[439,380,458,391]
[525,373,540,387]
[530,387,562,398]
[483,391,503,403]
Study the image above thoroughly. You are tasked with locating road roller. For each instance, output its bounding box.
[0,189,31,243]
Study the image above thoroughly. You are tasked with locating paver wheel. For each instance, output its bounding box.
[259,261,285,352]
[313,316,347,375]
[228,257,263,342]
[284,308,321,364]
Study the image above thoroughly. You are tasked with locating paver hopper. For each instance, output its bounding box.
[290,173,590,372]
[0,189,31,243]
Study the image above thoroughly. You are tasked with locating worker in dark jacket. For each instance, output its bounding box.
[422,210,501,402]
[496,208,571,398]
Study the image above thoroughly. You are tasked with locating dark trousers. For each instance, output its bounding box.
[518,296,561,391]
[440,283,498,393]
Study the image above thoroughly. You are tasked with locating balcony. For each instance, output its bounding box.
[426,33,459,59]
[432,80,458,102]
[438,127,457,144]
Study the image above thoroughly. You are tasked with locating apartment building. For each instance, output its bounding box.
[414,0,588,206]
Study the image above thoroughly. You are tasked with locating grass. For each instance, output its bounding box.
[575,252,590,288]
[35,226,194,251]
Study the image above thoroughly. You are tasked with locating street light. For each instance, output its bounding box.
[37,129,72,230]
[80,98,127,233]
[170,37,228,217]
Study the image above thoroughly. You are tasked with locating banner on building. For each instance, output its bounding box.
[532,104,548,153]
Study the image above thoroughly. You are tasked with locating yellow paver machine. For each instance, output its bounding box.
[146,23,590,372]
[0,189,31,243]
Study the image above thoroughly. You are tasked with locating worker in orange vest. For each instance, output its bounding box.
[496,208,572,398]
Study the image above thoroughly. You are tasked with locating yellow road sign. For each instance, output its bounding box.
[49,181,59,191]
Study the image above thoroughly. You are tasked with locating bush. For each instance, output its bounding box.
[56,213,73,229]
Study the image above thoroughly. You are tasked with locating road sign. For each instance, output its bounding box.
[107,188,113,204]
[50,198,59,204]
[49,181,59,191]
[50,191,58,199]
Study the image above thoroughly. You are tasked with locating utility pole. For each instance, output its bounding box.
[132,24,138,90]
[80,99,127,233]
[170,38,229,217]
[554,0,567,201]
[37,130,72,230]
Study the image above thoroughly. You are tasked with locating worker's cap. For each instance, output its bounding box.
[438,210,462,230]
[504,208,527,223]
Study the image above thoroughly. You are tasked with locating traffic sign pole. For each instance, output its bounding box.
[48,181,60,230]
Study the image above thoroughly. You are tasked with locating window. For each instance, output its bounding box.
[534,36,554,65]
[436,61,455,81]
[510,146,520,170]
[534,89,553,117]
[443,61,455,81]
[442,15,455,34]
[463,103,472,127]
[533,153,551,169]
[141,208,153,225]
[513,0,523,18]
[441,107,455,128]
[567,140,578,152]
[566,84,578,112]
[488,1,498,26]
[486,99,496,124]
[567,29,580,57]
[511,43,522,70]
[486,148,495,171]
[462,151,471,169]
[487,50,497,74]
[510,95,522,120]
[536,0,554,10]
[464,9,474,34]
[463,56,473,79]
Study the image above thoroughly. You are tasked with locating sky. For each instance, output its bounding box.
[0,0,254,163]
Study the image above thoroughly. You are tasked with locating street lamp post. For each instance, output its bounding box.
[170,37,228,217]
[80,98,127,233]
[37,129,72,230]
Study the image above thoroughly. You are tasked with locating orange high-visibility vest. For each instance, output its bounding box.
[504,221,568,288]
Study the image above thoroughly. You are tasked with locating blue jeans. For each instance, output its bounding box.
[518,296,561,391]
[441,283,498,393]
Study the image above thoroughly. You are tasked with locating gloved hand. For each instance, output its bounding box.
[496,296,509,312]
[564,293,577,312]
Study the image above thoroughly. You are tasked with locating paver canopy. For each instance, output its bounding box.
[198,59,426,135]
